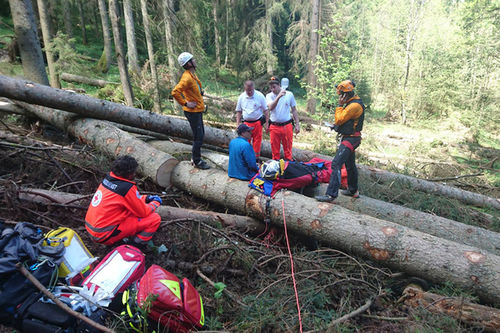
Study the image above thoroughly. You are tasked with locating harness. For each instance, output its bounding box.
[337,98,365,135]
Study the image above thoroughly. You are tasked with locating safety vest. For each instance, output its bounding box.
[337,98,365,135]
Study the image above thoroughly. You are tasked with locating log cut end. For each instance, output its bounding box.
[156,158,179,188]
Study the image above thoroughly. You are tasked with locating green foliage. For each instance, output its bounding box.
[48,32,83,74]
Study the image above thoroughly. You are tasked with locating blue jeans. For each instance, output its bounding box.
[184,111,205,164]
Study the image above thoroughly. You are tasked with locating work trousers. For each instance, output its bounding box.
[269,123,293,160]
[244,119,263,159]
[101,213,161,245]
[184,111,205,164]
[326,137,361,198]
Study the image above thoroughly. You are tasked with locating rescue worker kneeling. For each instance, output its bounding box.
[85,156,162,246]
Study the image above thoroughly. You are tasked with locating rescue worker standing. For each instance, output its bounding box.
[316,80,365,202]
[266,76,300,160]
[228,124,259,180]
[235,80,269,161]
[85,156,162,245]
[171,52,210,169]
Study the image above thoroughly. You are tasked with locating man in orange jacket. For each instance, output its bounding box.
[85,156,162,245]
[316,80,365,202]
[171,52,210,169]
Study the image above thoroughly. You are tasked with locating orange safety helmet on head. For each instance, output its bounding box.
[336,80,355,95]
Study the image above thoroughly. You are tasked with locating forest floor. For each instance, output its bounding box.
[0,118,496,333]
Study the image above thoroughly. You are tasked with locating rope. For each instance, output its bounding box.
[281,193,303,333]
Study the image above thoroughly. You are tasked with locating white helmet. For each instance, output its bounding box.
[178,52,193,67]
[260,160,281,180]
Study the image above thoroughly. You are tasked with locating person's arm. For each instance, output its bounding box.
[235,95,243,125]
[267,90,286,111]
[260,94,269,131]
[242,143,258,172]
[334,103,363,126]
[123,186,160,218]
[291,106,300,134]
[290,93,300,134]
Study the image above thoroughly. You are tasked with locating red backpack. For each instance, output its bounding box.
[136,265,204,332]
[80,245,145,307]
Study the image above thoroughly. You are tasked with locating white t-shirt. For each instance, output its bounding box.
[235,90,267,121]
[266,91,296,123]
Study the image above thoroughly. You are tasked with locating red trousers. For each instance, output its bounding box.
[102,213,161,245]
[244,120,263,158]
[269,123,293,160]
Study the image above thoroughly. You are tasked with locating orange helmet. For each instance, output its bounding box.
[336,80,355,95]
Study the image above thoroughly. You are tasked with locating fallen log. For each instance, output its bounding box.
[401,286,500,332]
[60,72,118,88]
[171,162,500,304]
[17,187,264,234]
[147,142,500,255]
[16,102,177,187]
[0,75,498,210]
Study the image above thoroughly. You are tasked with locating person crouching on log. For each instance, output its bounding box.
[171,52,210,170]
[316,80,365,202]
[85,156,162,246]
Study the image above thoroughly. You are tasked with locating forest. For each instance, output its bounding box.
[0,0,499,332]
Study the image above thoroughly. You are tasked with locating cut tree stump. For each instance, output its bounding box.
[171,161,500,304]
[0,75,498,210]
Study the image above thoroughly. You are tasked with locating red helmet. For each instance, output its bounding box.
[336,80,355,95]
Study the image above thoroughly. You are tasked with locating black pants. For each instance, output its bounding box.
[184,111,205,164]
[326,137,361,197]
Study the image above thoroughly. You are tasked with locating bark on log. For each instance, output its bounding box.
[0,75,497,210]
[17,187,264,234]
[402,286,500,332]
[171,162,500,304]
[60,72,117,88]
[16,102,177,187]
[148,140,500,255]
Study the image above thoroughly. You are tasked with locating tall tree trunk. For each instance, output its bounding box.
[8,0,49,85]
[97,0,112,73]
[61,0,73,38]
[108,0,134,106]
[77,0,87,44]
[36,0,59,88]
[92,0,100,37]
[223,0,229,67]
[2,74,499,210]
[171,162,500,304]
[306,0,320,115]
[46,0,56,36]
[162,0,176,84]
[123,0,139,75]
[213,0,220,67]
[265,0,273,75]
[139,0,161,112]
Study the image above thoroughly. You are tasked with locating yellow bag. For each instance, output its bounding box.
[44,227,97,281]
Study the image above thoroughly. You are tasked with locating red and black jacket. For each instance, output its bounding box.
[85,172,160,242]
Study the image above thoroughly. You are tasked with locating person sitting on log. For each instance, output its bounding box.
[228,124,259,181]
[250,158,347,197]
[85,156,162,246]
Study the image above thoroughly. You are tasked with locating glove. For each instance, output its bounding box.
[146,195,162,205]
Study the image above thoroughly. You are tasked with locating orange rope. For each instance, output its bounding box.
[281,194,303,332]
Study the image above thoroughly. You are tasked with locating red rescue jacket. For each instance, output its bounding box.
[85,172,160,242]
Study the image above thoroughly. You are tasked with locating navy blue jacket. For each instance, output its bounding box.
[228,137,258,180]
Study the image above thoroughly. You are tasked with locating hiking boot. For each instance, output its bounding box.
[192,160,211,170]
[341,189,360,198]
[315,194,337,202]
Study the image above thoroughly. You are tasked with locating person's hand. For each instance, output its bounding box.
[278,89,286,98]
[338,93,348,105]
[294,124,300,134]
[186,101,197,109]
[146,195,162,205]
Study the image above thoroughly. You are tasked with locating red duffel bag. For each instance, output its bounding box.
[136,265,204,332]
